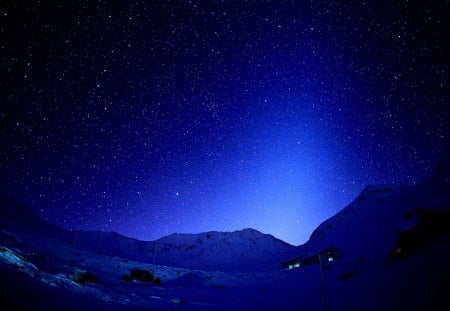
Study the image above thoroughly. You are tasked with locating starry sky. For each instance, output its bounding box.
[0,0,449,245]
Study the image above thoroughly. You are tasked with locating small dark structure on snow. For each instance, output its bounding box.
[282,247,341,270]
[72,269,97,284]
[391,208,450,257]
[129,269,154,282]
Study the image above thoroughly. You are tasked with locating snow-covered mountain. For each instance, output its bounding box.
[288,155,450,264]
[152,228,293,272]
[69,227,294,272]
[276,156,450,310]
[0,195,294,272]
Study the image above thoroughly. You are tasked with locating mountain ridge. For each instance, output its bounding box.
[0,194,295,272]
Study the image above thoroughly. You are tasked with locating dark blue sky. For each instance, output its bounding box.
[1,0,448,244]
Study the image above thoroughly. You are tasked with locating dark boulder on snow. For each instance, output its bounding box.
[122,269,160,283]
[72,269,97,284]
[129,269,154,282]
[152,277,161,285]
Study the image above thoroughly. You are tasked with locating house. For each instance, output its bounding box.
[282,247,341,270]
[391,207,450,257]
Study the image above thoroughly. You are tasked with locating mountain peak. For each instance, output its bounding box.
[239,228,261,234]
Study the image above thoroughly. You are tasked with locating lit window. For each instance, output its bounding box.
[328,256,334,262]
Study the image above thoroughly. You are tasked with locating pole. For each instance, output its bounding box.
[319,254,328,311]
[72,230,79,250]
[152,241,158,264]
[96,231,104,254]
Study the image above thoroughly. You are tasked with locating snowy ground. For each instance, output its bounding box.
[1,222,450,311]
[0,240,305,310]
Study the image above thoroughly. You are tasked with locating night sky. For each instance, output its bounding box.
[0,0,448,245]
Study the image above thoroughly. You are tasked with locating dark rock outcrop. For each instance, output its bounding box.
[72,269,97,284]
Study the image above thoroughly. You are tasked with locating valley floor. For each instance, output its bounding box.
[1,233,450,311]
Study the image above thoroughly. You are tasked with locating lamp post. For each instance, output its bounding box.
[318,253,328,311]
[72,230,79,250]
[153,241,158,264]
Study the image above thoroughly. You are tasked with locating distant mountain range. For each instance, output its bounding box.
[0,194,295,272]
